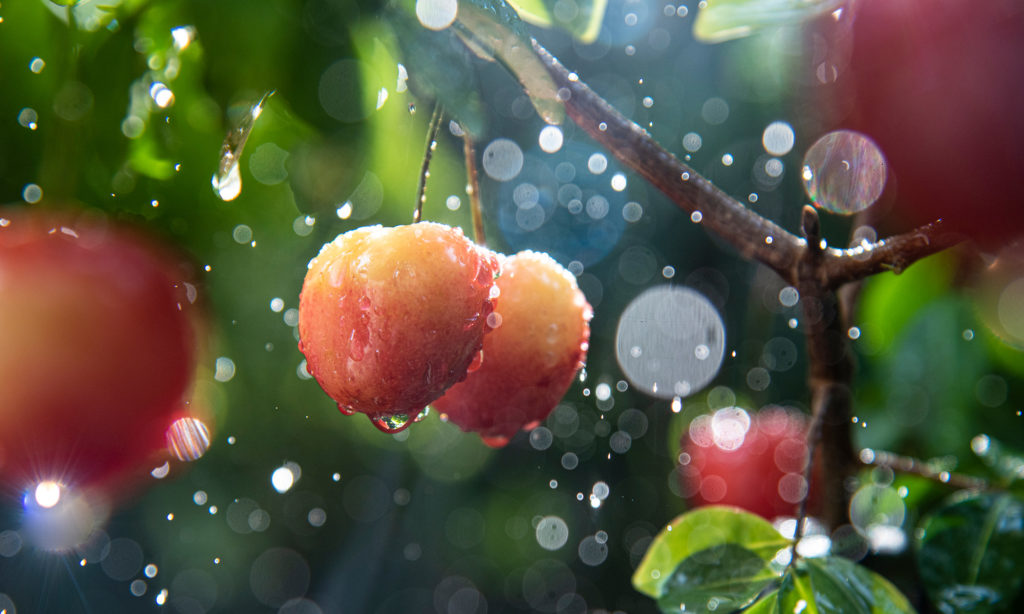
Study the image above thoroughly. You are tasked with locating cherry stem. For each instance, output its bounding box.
[413,104,444,224]
[462,133,487,247]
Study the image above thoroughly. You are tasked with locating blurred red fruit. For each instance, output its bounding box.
[836,0,1024,248]
[0,208,201,503]
[679,407,818,520]
[298,223,500,432]
[432,251,591,447]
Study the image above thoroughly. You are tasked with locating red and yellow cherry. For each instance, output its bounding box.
[833,0,1024,248]
[678,406,818,520]
[0,208,201,517]
[298,222,501,432]
[432,251,592,447]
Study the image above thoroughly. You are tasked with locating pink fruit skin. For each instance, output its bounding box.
[679,408,819,520]
[298,223,500,419]
[0,209,198,496]
[839,0,1024,248]
[433,251,591,446]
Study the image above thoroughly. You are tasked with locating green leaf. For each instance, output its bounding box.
[780,556,916,614]
[694,0,844,44]
[389,8,486,136]
[858,251,956,355]
[971,435,1024,487]
[505,0,608,43]
[657,543,779,614]
[454,0,565,125]
[745,589,781,614]
[917,492,1024,613]
[632,506,790,599]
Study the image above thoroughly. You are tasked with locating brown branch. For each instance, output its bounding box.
[531,38,961,290]
[822,220,964,288]
[532,39,801,279]
[528,39,963,533]
[860,448,989,491]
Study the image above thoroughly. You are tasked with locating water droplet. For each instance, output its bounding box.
[481,434,510,448]
[212,91,274,201]
[802,130,887,215]
[337,404,356,416]
[482,139,524,181]
[371,413,414,434]
[467,349,484,373]
[415,0,458,30]
[538,125,563,153]
[616,286,726,400]
[762,121,795,156]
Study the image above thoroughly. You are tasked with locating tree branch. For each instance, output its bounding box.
[860,448,989,491]
[532,39,801,279]
[528,39,963,533]
[822,221,964,288]
[531,39,963,290]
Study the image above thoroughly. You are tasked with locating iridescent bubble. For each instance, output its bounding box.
[166,417,211,462]
[615,286,726,399]
[802,130,886,215]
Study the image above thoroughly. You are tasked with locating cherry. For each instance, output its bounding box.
[431,250,592,447]
[828,0,1024,248]
[678,406,818,520]
[0,208,200,509]
[297,222,501,431]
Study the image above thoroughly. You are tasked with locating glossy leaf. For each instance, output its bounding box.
[632,506,789,599]
[454,0,565,125]
[781,556,916,614]
[917,492,1024,613]
[745,589,781,614]
[389,8,486,136]
[971,434,1024,487]
[657,543,778,614]
[505,0,608,43]
[694,0,844,43]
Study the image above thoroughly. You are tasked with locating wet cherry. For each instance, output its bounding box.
[298,223,500,424]
[432,251,592,446]
[0,208,201,505]
[678,406,819,520]
[828,0,1024,248]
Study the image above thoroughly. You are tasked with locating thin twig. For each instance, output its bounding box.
[860,448,989,491]
[462,134,486,247]
[413,104,444,224]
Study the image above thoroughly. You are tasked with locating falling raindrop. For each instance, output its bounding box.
[212,90,274,201]
[762,121,795,156]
